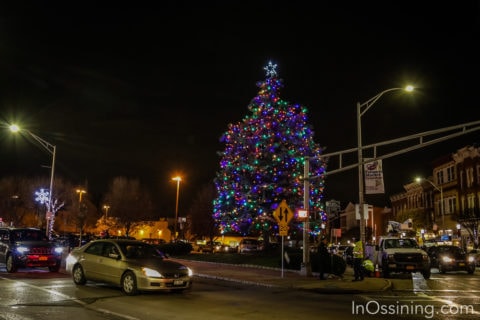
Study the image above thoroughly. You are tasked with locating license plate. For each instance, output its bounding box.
[38,256,48,261]
[173,280,184,286]
[406,265,414,270]
[459,262,465,266]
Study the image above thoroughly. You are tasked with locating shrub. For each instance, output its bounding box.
[157,241,193,256]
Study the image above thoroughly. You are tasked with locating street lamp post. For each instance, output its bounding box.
[357,86,413,253]
[76,189,86,202]
[416,177,444,232]
[172,176,182,241]
[76,189,87,246]
[103,204,110,220]
[9,124,57,239]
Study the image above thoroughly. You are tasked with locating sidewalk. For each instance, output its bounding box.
[173,259,392,294]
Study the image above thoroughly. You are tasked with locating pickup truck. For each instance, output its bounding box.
[375,236,431,279]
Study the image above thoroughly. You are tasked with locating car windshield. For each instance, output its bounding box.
[440,246,462,254]
[12,229,48,241]
[385,238,417,249]
[118,243,164,259]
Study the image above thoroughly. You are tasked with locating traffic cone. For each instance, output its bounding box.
[374,264,380,278]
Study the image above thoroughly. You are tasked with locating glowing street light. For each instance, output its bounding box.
[172,176,182,241]
[357,86,413,251]
[76,189,87,202]
[9,124,57,239]
[103,204,110,220]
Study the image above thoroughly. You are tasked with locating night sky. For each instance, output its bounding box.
[1,2,480,216]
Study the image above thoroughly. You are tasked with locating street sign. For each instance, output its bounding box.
[273,200,293,224]
[297,209,308,221]
[273,200,294,236]
[278,224,289,236]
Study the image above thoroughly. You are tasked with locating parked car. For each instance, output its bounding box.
[238,238,262,253]
[426,246,441,268]
[141,238,166,245]
[468,249,480,267]
[0,227,64,272]
[54,232,95,250]
[429,245,475,274]
[65,239,192,295]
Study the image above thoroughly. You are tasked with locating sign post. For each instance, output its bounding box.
[273,200,293,278]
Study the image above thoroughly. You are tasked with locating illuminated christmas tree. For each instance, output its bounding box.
[213,62,327,236]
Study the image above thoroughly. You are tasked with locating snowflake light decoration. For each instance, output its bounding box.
[263,61,278,78]
[35,188,50,205]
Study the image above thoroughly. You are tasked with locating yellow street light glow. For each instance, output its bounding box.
[9,124,20,132]
[172,176,182,241]
[76,189,87,202]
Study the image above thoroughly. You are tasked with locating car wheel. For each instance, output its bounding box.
[382,266,390,278]
[381,260,389,278]
[49,261,61,272]
[122,271,138,296]
[438,264,446,274]
[467,267,475,274]
[72,264,87,285]
[6,254,17,273]
[422,268,431,279]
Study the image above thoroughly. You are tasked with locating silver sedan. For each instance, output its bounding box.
[65,239,192,295]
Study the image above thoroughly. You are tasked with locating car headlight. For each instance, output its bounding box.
[187,267,193,277]
[142,267,163,278]
[16,246,30,254]
[65,254,77,265]
[468,256,475,262]
[442,256,453,263]
[54,247,64,254]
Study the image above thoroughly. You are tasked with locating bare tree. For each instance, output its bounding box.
[187,183,219,242]
[0,175,75,231]
[103,177,154,237]
[0,176,37,226]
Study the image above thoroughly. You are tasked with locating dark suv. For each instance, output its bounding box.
[0,227,64,272]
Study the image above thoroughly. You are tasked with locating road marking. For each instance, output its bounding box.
[411,272,480,316]
[412,272,429,293]
[0,276,139,320]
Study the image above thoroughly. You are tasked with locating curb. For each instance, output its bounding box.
[194,273,279,288]
[182,259,393,293]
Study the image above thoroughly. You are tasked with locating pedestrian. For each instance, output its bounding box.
[352,237,364,281]
[317,236,329,280]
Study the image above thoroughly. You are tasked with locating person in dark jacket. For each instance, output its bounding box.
[317,236,329,280]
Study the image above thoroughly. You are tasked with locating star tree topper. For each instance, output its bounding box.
[264,61,278,78]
